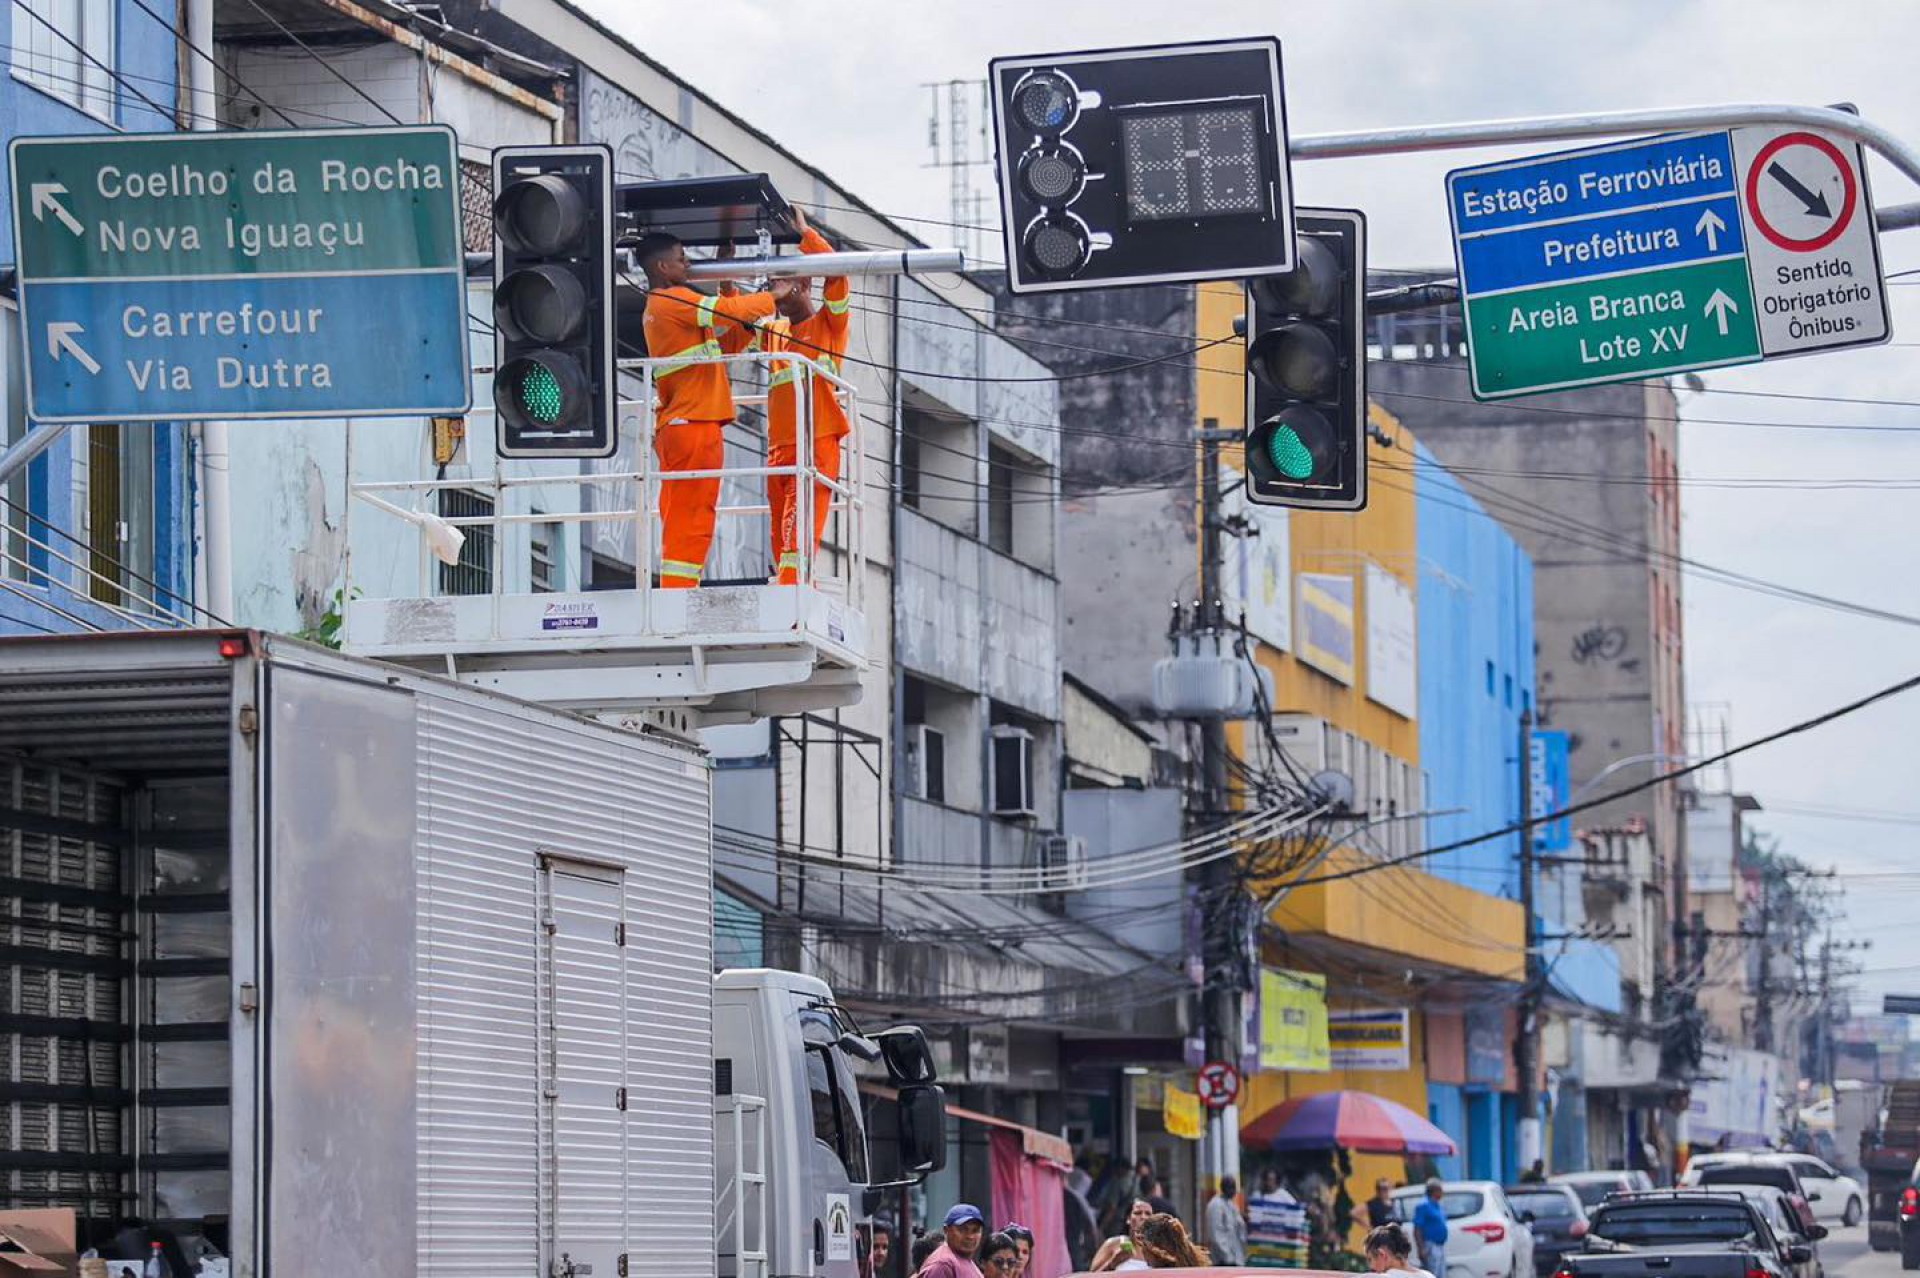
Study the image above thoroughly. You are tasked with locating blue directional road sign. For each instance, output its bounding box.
[1448,125,1890,399]
[9,126,472,423]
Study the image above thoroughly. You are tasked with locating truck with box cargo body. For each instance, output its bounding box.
[0,630,943,1278]
[1864,1080,1920,1252]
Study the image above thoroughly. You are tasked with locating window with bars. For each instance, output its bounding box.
[459,158,493,254]
[438,489,494,596]
[12,0,114,121]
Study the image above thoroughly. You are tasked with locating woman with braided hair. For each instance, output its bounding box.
[1137,1213,1210,1268]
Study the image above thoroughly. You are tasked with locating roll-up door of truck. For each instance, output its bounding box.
[540,857,630,1278]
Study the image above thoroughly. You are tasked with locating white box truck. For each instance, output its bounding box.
[0,630,944,1278]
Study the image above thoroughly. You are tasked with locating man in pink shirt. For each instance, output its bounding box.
[919,1204,986,1278]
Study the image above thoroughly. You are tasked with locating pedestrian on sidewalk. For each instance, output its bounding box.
[1138,1213,1209,1268]
[1001,1224,1034,1277]
[1366,1177,1398,1229]
[1413,1179,1450,1278]
[1206,1176,1248,1266]
[919,1205,987,1278]
[1090,1198,1154,1271]
[977,1232,1020,1277]
[1366,1222,1436,1278]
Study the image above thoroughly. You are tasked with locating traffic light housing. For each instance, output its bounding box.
[989,38,1295,294]
[1244,208,1367,511]
[492,145,616,458]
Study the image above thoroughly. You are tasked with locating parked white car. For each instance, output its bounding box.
[1683,1152,1865,1226]
[1391,1182,1537,1278]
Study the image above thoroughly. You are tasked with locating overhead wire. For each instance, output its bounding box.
[1270,667,1920,892]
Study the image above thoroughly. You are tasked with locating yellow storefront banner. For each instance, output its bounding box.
[1163,1084,1204,1140]
[1259,967,1330,1071]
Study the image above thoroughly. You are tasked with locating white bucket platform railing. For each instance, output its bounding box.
[343,347,869,722]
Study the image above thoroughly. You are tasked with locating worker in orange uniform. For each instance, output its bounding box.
[636,232,797,588]
[761,207,852,585]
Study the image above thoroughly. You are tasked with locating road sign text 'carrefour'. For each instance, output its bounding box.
[9,126,471,423]
[1448,125,1889,399]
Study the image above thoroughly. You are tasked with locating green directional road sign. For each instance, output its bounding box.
[1448,125,1890,399]
[10,126,471,423]
[1464,257,1760,396]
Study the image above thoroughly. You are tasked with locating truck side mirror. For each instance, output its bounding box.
[899,1083,948,1176]
[871,1025,938,1085]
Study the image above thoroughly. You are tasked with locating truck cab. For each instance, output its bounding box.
[714,969,945,1278]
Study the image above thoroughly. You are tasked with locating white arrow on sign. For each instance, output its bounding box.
[47,322,100,375]
[30,183,84,238]
[1694,207,1727,253]
[1703,289,1740,337]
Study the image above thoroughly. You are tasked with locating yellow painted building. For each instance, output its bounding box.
[1196,280,1526,1237]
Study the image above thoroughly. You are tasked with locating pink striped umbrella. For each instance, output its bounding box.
[1241,1089,1457,1154]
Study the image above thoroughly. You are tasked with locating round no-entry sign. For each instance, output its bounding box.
[1197,1061,1241,1109]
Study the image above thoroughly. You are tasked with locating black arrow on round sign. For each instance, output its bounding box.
[1767,160,1833,219]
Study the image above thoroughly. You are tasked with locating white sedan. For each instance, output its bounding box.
[1390,1182,1537,1278]
[1683,1152,1864,1226]
[1783,1154,1865,1226]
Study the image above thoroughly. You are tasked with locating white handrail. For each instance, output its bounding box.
[348,347,868,623]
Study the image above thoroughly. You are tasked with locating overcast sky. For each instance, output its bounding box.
[585,0,1920,1021]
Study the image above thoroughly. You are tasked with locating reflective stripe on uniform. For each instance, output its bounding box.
[654,339,723,379]
[661,559,704,581]
[823,297,850,315]
[769,365,800,389]
[777,553,802,571]
[694,294,720,328]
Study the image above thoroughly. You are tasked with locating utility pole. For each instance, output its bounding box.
[1516,707,1542,1170]
[1194,419,1239,1194]
[1755,866,1775,1054]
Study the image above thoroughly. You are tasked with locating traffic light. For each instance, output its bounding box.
[1244,208,1367,511]
[492,145,616,458]
[989,38,1295,294]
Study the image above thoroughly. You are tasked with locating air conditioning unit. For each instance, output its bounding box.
[1040,834,1090,891]
[904,724,946,803]
[990,725,1036,819]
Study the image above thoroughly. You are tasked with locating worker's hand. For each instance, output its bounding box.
[771,277,799,301]
[791,205,810,236]
[716,238,736,261]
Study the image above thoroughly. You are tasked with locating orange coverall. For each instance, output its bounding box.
[761,227,851,585]
[642,284,778,587]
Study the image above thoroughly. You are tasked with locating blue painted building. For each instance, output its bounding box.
[1,1,192,637]
[1415,441,1621,1178]
[1415,439,1537,900]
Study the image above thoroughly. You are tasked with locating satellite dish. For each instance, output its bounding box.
[1311,769,1355,813]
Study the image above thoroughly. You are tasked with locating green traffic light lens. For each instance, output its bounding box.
[521,364,565,424]
[1268,423,1318,480]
